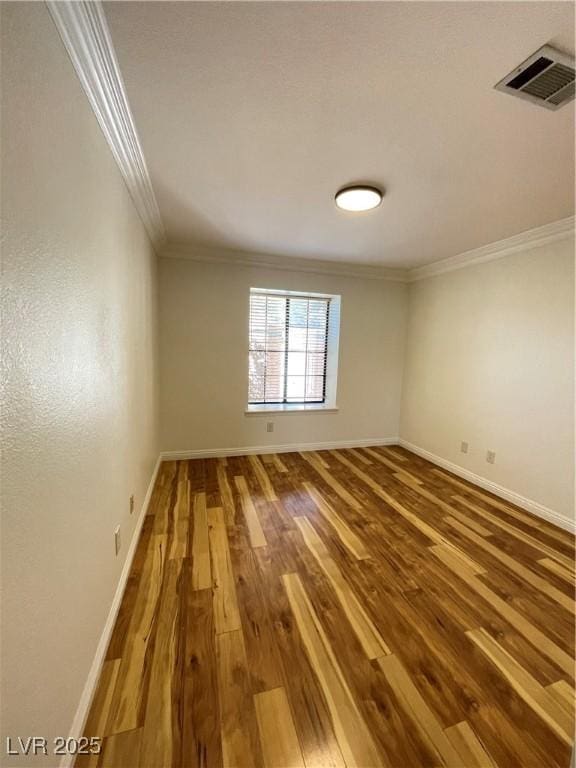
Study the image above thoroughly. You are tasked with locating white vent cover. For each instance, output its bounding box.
[495,45,575,110]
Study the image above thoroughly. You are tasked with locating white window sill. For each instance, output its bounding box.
[245,403,339,415]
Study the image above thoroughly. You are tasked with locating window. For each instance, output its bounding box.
[248,288,340,407]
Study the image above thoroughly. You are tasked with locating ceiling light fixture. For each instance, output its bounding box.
[335,185,383,212]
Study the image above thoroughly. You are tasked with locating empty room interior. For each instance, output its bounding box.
[2,1,576,767]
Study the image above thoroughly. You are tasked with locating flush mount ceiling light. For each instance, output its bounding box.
[335,185,383,212]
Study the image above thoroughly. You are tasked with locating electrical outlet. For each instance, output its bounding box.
[129,494,135,514]
[266,422,274,433]
[460,441,469,454]
[114,525,121,555]
[486,450,496,464]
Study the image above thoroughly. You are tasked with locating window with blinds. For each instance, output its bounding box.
[249,290,331,404]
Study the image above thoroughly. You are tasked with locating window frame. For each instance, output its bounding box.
[248,290,332,406]
[248,288,332,406]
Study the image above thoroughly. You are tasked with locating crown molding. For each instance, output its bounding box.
[162,215,574,282]
[408,216,575,282]
[47,0,166,247]
[161,243,409,282]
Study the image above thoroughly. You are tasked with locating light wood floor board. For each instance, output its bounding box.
[361,446,423,483]
[169,464,190,560]
[430,542,487,578]
[467,628,573,744]
[234,475,267,548]
[107,533,167,734]
[271,453,288,473]
[151,463,177,535]
[182,581,222,768]
[98,728,142,768]
[208,506,241,634]
[75,659,120,767]
[327,453,460,546]
[376,653,463,767]
[139,559,182,768]
[394,475,493,537]
[347,447,373,465]
[254,687,305,768]
[294,516,391,659]
[282,572,384,767]
[217,629,262,768]
[300,450,330,469]
[392,471,425,489]
[444,721,496,768]
[446,516,574,612]
[192,492,212,590]
[546,680,576,718]
[217,462,235,525]
[437,544,574,678]
[302,481,369,560]
[380,446,409,463]
[331,450,396,493]
[372,484,449,545]
[539,558,575,584]
[301,452,363,511]
[78,447,575,768]
[248,454,278,502]
[453,495,575,571]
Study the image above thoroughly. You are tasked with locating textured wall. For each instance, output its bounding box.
[400,237,575,521]
[159,257,407,452]
[1,4,159,764]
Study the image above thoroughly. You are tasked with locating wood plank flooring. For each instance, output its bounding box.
[78,446,575,768]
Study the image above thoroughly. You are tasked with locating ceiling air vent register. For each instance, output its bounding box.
[495,45,575,110]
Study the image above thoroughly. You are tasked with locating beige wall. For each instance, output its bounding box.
[1,4,159,764]
[400,237,575,522]
[159,257,407,452]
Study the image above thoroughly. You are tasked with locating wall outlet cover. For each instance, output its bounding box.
[460,441,469,454]
[266,422,274,433]
[486,450,496,464]
[129,494,135,514]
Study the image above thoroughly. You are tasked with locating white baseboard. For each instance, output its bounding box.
[61,454,162,768]
[160,437,398,461]
[399,439,575,534]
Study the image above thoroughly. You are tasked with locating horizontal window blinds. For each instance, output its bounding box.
[249,292,330,404]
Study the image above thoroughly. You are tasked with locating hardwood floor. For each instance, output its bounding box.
[78,446,575,768]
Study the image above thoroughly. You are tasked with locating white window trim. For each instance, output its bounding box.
[245,403,339,415]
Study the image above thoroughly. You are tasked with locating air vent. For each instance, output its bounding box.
[495,45,575,110]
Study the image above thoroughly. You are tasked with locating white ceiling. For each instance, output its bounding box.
[105,1,575,268]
